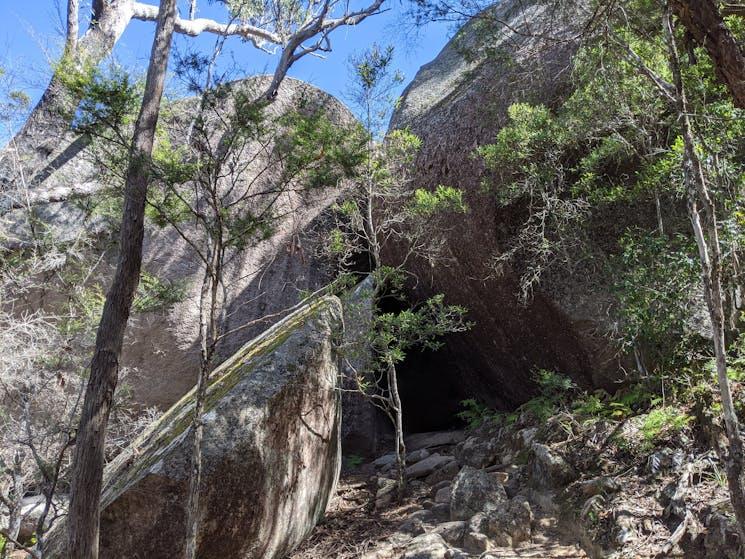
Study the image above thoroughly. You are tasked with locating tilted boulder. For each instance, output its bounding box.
[48,295,343,558]
[387,0,646,410]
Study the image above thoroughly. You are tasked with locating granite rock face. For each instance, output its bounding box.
[387,0,633,410]
[1,76,357,411]
[49,296,344,559]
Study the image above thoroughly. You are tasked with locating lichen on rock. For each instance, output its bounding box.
[47,295,344,559]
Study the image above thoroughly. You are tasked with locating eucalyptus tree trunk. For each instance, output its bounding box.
[664,8,745,534]
[66,0,80,53]
[67,1,178,557]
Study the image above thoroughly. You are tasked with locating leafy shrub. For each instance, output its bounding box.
[133,272,187,313]
[640,407,691,444]
[457,399,497,429]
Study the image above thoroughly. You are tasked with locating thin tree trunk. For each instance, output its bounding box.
[2,455,25,559]
[183,250,220,558]
[664,7,745,534]
[387,360,406,498]
[67,1,178,557]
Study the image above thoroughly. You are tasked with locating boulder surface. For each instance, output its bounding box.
[1,76,356,410]
[49,295,343,558]
[387,0,632,410]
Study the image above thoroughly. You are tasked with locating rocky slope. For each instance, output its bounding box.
[291,406,740,559]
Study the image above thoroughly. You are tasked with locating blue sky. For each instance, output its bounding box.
[0,0,454,119]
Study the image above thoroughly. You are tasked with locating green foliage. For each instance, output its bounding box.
[370,294,470,367]
[133,272,187,313]
[473,0,744,375]
[61,61,139,136]
[640,407,691,444]
[507,369,577,423]
[354,43,396,91]
[409,185,467,217]
[58,283,106,338]
[345,454,364,469]
[348,43,405,138]
[457,398,498,429]
[278,107,367,189]
[572,384,653,421]
[477,103,560,205]
[613,230,700,366]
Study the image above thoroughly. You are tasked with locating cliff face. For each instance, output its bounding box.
[387,0,625,409]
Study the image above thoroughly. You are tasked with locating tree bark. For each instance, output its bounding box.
[387,360,407,498]
[664,7,745,535]
[66,0,178,557]
[671,0,745,108]
[184,247,221,558]
[66,0,80,53]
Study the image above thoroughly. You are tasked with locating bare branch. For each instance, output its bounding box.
[131,1,282,46]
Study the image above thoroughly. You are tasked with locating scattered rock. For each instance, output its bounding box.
[400,509,436,534]
[406,431,466,452]
[434,486,451,504]
[450,466,507,521]
[407,448,431,463]
[407,454,454,479]
[431,480,451,495]
[463,531,490,554]
[573,476,620,497]
[484,495,533,547]
[400,533,449,559]
[425,460,460,485]
[431,521,467,546]
[430,503,450,521]
[374,454,397,468]
[455,436,499,468]
[515,427,538,450]
[529,443,578,488]
[376,477,398,509]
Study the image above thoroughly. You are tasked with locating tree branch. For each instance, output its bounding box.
[131,1,282,46]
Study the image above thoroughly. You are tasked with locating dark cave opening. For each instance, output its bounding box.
[396,345,469,433]
[376,294,469,435]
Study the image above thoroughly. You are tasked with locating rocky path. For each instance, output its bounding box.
[290,430,588,559]
[292,410,742,559]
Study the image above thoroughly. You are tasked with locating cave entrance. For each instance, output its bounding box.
[377,295,468,434]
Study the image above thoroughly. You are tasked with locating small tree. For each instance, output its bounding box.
[333,45,470,496]
[144,76,364,557]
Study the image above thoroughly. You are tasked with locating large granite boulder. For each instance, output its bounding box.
[339,277,383,457]
[48,295,343,558]
[0,76,356,410]
[387,0,637,410]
